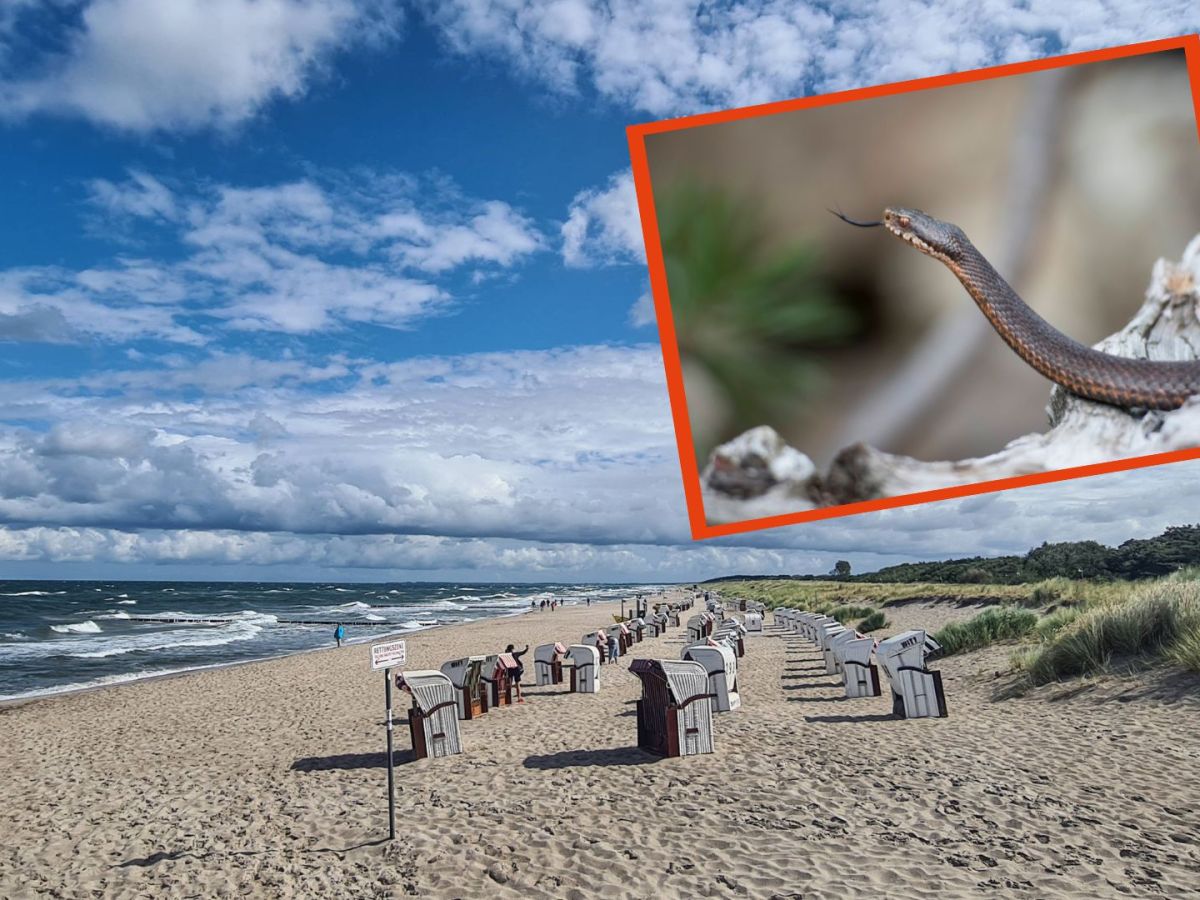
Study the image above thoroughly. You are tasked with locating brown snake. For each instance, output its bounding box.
[835,207,1200,410]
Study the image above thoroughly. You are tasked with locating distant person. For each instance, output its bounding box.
[334,624,345,647]
[540,599,546,611]
[594,631,607,665]
[586,597,591,607]
[606,633,619,662]
[506,643,529,702]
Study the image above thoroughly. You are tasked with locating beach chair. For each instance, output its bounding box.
[744,611,763,632]
[686,615,705,642]
[828,628,859,675]
[819,624,848,675]
[534,642,567,685]
[566,644,600,693]
[483,653,518,707]
[398,670,462,759]
[606,623,631,654]
[629,659,715,757]
[681,643,741,712]
[876,630,948,718]
[440,656,487,720]
[630,617,646,643]
[840,637,881,698]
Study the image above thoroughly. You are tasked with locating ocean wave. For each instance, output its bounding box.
[0,590,66,597]
[335,601,372,610]
[50,620,102,635]
[363,614,386,622]
[117,599,137,605]
[97,612,131,620]
[2,632,30,641]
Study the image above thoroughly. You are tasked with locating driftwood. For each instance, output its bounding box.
[701,232,1200,524]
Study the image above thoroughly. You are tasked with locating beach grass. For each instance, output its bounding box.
[933,606,1039,656]
[1023,581,1200,684]
[856,610,888,633]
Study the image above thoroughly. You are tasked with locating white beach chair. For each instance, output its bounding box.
[566,644,600,693]
[828,628,859,675]
[840,637,881,698]
[819,623,848,675]
[440,655,487,720]
[534,642,567,685]
[681,643,741,712]
[398,670,462,759]
[744,611,763,632]
[629,658,715,757]
[876,630,947,718]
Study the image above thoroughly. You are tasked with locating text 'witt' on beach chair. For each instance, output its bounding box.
[440,655,487,720]
[629,658,715,757]
[566,643,600,693]
[681,643,741,712]
[876,630,948,719]
[399,670,462,760]
[534,642,567,686]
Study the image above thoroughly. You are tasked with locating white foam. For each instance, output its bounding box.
[117,599,136,605]
[335,601,372,610]
[2,632,30,641]
[50,620,102,634]
[363,613,386,622]
[0,590,65,597]
[97,611,131,620]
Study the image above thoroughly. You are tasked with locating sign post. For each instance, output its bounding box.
[371,639,407,841]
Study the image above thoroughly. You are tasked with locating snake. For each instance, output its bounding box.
[833,207,1200,411]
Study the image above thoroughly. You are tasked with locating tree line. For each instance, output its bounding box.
[702,524,1200,585]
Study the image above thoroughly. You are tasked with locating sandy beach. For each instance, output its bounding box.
[2,591,1199,899]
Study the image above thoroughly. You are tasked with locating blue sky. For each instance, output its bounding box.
[1,0,1199,582]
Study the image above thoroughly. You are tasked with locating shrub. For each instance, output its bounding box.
[827,604,874,623]
[1170,625,1200,673]
[856,610,888,633]
[933,606,1038,656]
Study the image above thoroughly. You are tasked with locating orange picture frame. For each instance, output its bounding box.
[627,33,1200,541]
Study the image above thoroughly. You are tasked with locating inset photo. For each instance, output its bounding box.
[628,35,1200,538]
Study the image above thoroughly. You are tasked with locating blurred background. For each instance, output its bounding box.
[644,49,1200,472]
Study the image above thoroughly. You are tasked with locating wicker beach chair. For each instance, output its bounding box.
[440,656,487,720]
[629,659,714,757]
[681,643,741,712]
[534,642,567,685]
[877,631,947,718]
[398,670,462,759]
[566,644,600,693]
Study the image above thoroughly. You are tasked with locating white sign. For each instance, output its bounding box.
[371,639,407,670]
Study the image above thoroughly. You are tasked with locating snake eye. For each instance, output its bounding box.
[898,215,911,229]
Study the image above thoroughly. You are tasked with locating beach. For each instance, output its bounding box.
[2,591,1198,899]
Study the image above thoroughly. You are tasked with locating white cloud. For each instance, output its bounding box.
[418,0,1200,116]
[0,0,401,131]
[628,288,656,327]
[1,171,546,342]
[562,169,644,267]
[3,338,1200,578]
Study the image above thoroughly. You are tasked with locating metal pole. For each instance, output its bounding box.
[384,668,396,841]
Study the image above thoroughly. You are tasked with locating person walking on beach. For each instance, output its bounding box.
[506,643,529,702]
[586,597,590,607]
[334,624,345,647]
[606,633,619,663]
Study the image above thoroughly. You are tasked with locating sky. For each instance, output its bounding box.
[1,0,1199,583]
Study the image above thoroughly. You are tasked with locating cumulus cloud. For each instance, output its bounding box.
[1,171,546,342]
[2,337,1200,579]
[0,0,401,131]
[561,169,644,267]
[418,0,1200,116]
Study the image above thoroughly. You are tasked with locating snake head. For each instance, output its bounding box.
[882,207,967,263]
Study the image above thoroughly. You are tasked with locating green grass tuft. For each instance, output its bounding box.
[933,606,1038,656]
[856,610,888,633]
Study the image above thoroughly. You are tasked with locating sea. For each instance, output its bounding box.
[0,581,663,702]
